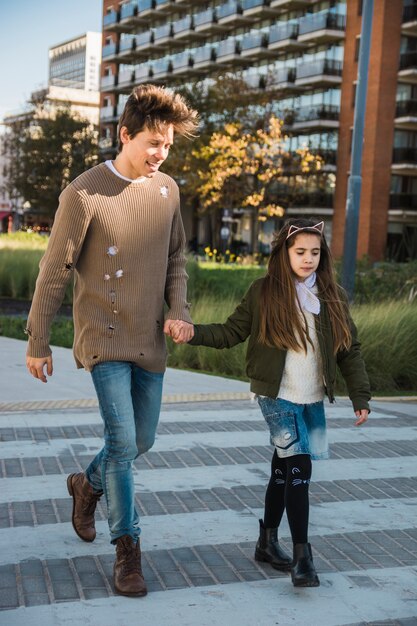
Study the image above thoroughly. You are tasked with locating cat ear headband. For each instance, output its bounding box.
[286,221,324,240]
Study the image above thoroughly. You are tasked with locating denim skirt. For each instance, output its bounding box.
[257,396,329,460]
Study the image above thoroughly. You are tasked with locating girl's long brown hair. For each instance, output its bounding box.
[259,218,352,354]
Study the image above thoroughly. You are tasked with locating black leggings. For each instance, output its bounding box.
[263,450,312,545]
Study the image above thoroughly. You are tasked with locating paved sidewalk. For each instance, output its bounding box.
[0,336,416,625]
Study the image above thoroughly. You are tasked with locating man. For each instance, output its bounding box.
[25,84,198,597]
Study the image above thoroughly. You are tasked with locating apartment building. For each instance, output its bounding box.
[99,0,417,261]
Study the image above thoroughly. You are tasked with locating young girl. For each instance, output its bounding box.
[169,217,371,588]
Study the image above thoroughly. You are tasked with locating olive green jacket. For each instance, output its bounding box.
[189,278,371,412]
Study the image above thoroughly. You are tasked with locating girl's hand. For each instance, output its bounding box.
[354,409,369,426]
[164,320,194,344]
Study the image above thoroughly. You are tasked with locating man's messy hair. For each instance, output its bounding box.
[117,83,199,150]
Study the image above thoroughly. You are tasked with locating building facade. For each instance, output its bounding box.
[99,0,417,261]
[1,32,102,232]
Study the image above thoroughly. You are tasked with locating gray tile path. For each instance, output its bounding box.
[0,337,416,625]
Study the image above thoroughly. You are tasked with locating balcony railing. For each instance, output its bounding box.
[392,147,417,163]
[100,105,116,120]
[102,42,118,58]
[172,51,192,71]
[296,58,343,80]
[396,100,417,117]
[120,1,136,20]
[295,104,340,123]
[117,69,134,87]
[399,51,417,71]
[217,1,243,20]
[119,36,136,53]
[299,12,346,36]
[103,10,118,28]
[154,23,172,41]
[402,4,417,23]
[216,38,239,58]
[135,64,151,81]
[241,31,267,51]
[269,67,296,86]
[151,58,172,78]
[173,15,193,35]
[101,74,117,89]
[269,22,298,43]
[390,193,417,209]
[292,191,333,208]
[138,0,153,11]
[193,45,216,65]
[194,8,214,28]
[242,0,270,9]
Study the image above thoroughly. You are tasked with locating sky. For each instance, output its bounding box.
[0,0,102,124]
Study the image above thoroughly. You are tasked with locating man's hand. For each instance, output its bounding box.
[354,409,369,426]
[26,355,53,383]
[164,320,194,344]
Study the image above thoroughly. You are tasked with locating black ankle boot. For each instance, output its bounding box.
[254,519,292,571]
[291,542,320,587]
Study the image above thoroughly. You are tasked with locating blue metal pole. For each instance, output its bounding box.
[341,0,374,301]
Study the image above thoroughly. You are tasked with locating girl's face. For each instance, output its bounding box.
[287,232,321,281]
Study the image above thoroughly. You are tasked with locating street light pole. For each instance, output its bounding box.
[341,0,374,301]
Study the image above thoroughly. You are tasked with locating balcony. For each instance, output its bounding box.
[154,0,176,14]
[118,36,137,62]
[217,1,252,27]
[295,58,343,87]
[134,30,154,56]
[100,105,117,122]
[153,23,173,48]
[102,42,118,62]
[266,67,297,90]
[240,31,270,60]
[134,63,151,84]
[298,12,345,44]
[101,74,117,90]
[268,22,305,52]
[291,191,334,210]
[398,52,417,84]
[103,10,119,31]
[395,100,417,130]
[191,45,217,71]
[392,147,417,175]
[150,57,172,81]
[402,4,417,36]
[241,0,280,18]
[194,7,228,34]
[172,15,203,43]
[291,104,340,131]
[171,51,193,75]
[137,0,154,19]
[215,38,243,66]
[270,0,311,9]
[117,68,135,91]
[390,193,417,210]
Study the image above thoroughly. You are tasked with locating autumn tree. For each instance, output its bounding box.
[193,115,322,252]
[2,102,98,222]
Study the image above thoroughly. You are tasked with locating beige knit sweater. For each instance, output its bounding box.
[26,163,192,372]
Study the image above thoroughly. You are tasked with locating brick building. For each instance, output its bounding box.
[99,0,417,261]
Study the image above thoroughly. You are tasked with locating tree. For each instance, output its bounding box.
[2,102,98,222]
[192,115,322,251]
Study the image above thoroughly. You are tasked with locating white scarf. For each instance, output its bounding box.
[295,272,320,315]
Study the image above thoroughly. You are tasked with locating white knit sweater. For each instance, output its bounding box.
[278,310,325,404]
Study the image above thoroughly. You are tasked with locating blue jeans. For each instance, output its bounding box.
[85,362,164,543]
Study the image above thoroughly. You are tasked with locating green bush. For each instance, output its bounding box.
[2,299,416,393]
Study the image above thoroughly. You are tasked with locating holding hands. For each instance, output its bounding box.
[164,319,194,344]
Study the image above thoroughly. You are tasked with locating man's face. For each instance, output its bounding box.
[119,124,174,179]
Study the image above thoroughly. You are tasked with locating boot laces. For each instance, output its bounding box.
[119,543,141,576]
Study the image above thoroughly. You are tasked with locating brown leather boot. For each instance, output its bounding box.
[114,535,147,597]
[67,472,102,542]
